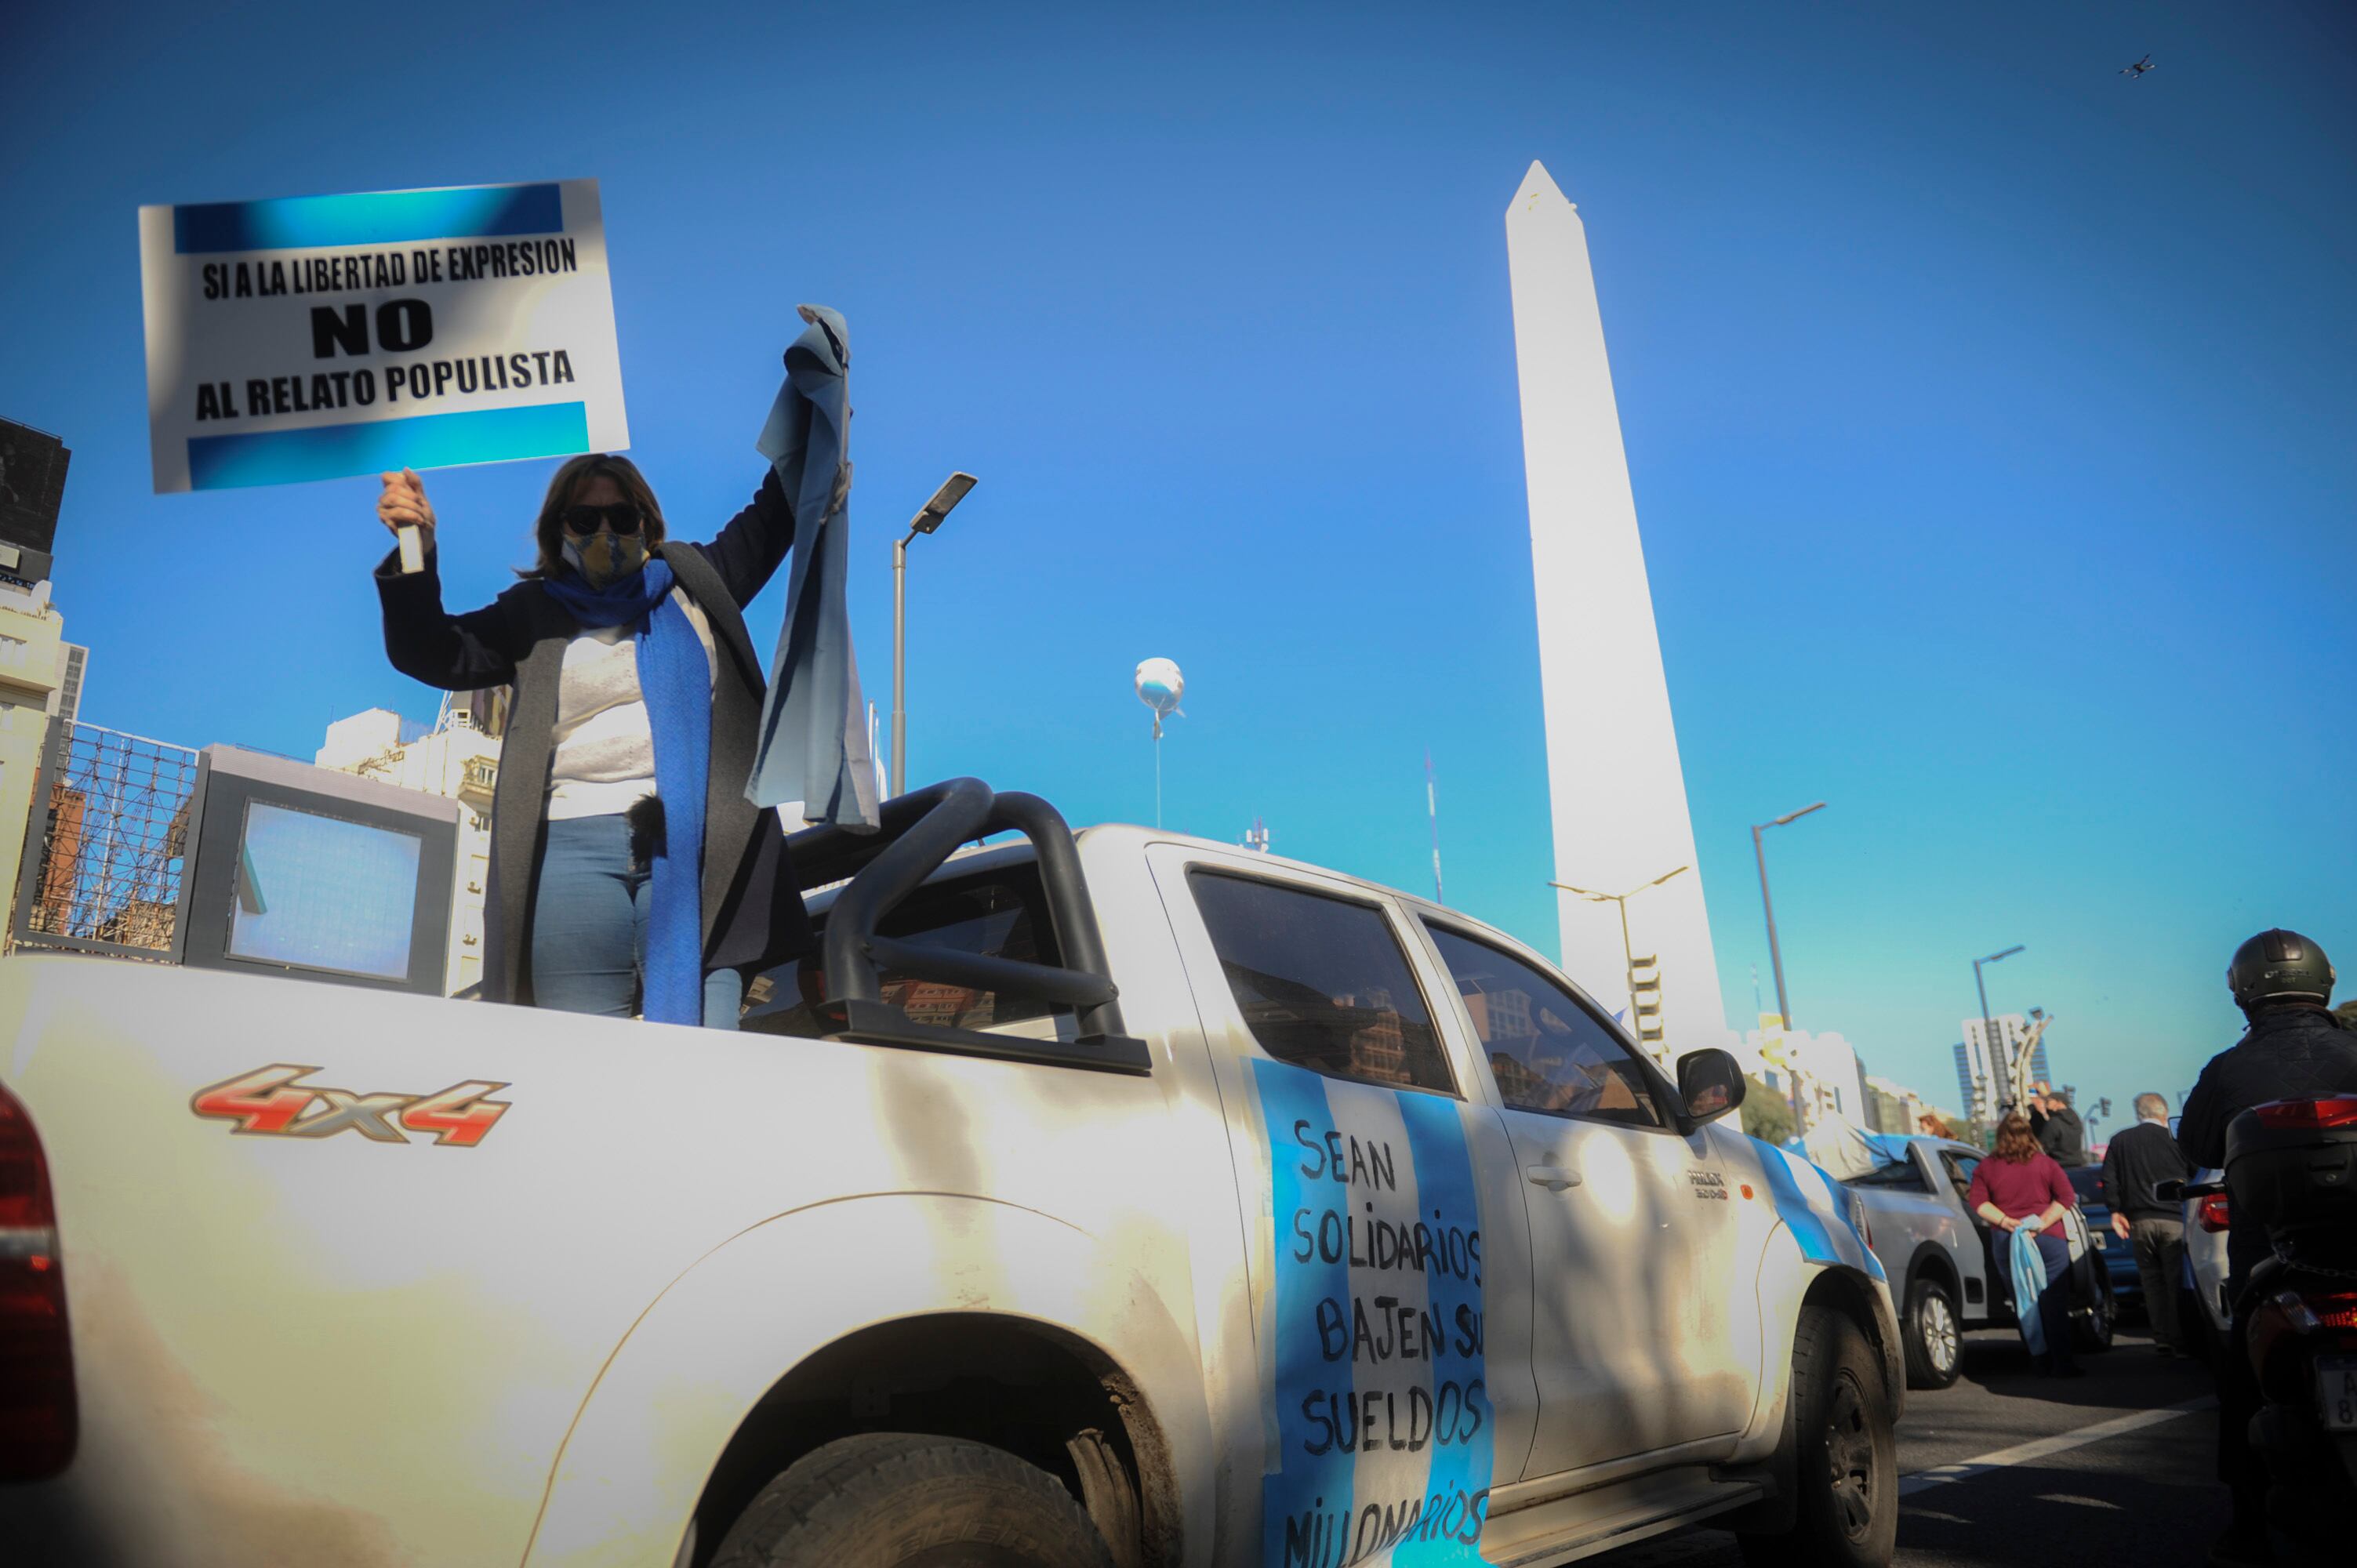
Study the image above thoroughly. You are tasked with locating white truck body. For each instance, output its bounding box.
[1,819,1896,1567]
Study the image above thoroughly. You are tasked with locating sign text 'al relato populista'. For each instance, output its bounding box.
[138,180,626,493]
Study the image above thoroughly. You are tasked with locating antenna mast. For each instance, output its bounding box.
[1425,749,1444,905]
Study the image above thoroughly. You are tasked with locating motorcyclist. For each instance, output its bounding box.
[2177,928,2357,1566]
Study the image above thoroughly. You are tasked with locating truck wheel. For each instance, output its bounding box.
[1737,1305,1898,1568]
[1901,1277,1962,1390]
[710,1432,1118,1568]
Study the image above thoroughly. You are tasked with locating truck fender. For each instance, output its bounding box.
[1741,1160,1905,1462]
[1752,1240,1904,1437]
[521,1194,1217,1568]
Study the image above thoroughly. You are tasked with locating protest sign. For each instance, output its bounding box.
[138,180,626,493]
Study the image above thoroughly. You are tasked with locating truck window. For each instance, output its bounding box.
[743,864,1066,1037]
[1941,1152,1981,1205]
[1422,922,1664,1130]
[1186,870,1455,1094]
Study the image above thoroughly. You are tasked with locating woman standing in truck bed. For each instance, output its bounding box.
[372,454,811,1026]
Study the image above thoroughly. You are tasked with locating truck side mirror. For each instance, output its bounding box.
[2153,1178,2184,1203]
[1676,1048,1745,1127]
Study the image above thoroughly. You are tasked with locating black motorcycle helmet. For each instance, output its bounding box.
[2228,928,2335,1011]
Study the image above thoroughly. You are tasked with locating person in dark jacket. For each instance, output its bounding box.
[374,454,812,1026]
[2099,1091,2192,1355]
[2177,928,2357,1567]
[2030,1087,2090,1167]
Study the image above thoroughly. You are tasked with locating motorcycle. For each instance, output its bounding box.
[2169,1095,2357,1555]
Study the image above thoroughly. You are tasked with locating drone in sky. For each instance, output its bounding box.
[2120,53,2154,79]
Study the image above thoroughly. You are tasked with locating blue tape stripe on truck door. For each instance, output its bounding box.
[186,403,590,490]
[1391,1091,1493,1566]
[1255,1058,1356,1568]
[174,184,565,253]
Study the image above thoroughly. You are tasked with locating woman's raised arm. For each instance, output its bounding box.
[693,467,798,610]
[372,470,521,691]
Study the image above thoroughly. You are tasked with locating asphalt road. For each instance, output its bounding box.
[1592,1320,2227,1568]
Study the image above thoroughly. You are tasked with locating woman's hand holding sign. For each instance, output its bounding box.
[377,468,436,573]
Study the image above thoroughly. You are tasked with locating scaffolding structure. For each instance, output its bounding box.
[16,723,199,958]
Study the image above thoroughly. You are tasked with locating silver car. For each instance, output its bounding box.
[1844,1134,2115,1387]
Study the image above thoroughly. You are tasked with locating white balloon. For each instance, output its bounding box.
[1135,658,1184,737]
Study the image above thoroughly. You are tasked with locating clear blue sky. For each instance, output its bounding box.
[5,2,2352,1137]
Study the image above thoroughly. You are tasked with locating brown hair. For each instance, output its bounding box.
[520,453,668,577]
[1993,1112,2041,1164]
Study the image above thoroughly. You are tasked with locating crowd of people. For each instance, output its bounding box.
[1955,929,2355,1566]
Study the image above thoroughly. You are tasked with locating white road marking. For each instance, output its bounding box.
[1898,1396,2216,1497]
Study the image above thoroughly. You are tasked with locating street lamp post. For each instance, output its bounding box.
[1972,943,2025,1117]
[1751,801,1825,1032]
[890,472,978,798]
[1549,865,1688,1054]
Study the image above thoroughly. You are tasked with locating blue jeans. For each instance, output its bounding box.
[1991,1227,2078,1370]
[529,814,741,1029]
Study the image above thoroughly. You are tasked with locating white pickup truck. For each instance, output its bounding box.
[0,779,1899,1568]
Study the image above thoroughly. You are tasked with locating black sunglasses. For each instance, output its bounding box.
[561,503,645,536]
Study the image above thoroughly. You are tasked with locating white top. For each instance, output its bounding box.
[545,590,719,822]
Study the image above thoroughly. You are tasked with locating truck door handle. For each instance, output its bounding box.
[1525,1165,1582,1190]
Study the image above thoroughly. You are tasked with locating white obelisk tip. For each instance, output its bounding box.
[1509,159,1574,218]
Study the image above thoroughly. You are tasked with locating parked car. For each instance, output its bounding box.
[0,779,1903,1568]
[2163,1115,2235,1350]
[2067,1164,2143,1308]
[1843,1134,2112,1388]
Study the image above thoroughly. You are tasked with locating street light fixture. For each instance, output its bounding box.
[1549,865,1689,1052]
[1752,800,1825,1032]
[1972,944,2025,1114]
[891,472,979,797]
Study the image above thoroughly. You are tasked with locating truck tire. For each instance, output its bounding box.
[710,1432,1118,1568]
[1901,1276,1962,1390]
[1737,1305,1898,1568]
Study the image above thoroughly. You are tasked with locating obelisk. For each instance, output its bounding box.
[1505,161,1727,1058]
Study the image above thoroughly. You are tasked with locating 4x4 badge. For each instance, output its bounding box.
[192,1065,510,1147]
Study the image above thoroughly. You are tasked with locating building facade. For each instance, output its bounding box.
[315,699,499,995]
[0,575,84,938]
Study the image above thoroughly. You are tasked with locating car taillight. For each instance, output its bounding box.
[0,1081,74,1479]
[2198,1194,2232,1232]
[2247,1289,2357,1385]
[2251,1098,2357,1131]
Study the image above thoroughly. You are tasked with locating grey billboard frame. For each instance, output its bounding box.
[9,720,195,964]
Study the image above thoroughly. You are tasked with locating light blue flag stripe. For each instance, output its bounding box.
[187,402,589,490]
[1392,1091,1494,1564]
[1751,1136,1839,1263]
[1253,1058,1356,1568]
[173,184,563,254]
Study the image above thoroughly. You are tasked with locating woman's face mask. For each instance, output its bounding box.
[562,530,648,587]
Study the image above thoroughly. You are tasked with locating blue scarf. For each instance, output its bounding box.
[2009,1223,2050,1356]
[542,558,711,1025]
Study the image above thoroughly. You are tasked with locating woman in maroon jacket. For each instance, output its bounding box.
[1966,1112,2083,1375]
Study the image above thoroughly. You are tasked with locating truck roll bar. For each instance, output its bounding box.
[783,779,1152,1076]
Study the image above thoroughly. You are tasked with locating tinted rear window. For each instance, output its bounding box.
[743,862,1065,1036]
